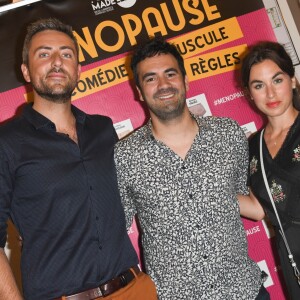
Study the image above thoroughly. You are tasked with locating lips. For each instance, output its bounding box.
[157,93,175,100]
[47,68,67,80]
[154,88,177,100]
[266,101,280,108]
[47,74,66,80]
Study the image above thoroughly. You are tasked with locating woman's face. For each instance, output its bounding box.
[248,59,296,118]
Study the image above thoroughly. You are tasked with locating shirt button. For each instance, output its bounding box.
[50,124,55,129]
[99,245,102,250]
[96,216,99,221]
[182,165,186,170]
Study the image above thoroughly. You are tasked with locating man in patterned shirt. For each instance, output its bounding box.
[115,37,269,299]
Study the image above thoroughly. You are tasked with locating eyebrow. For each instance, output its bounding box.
[33,45,75,55]
[272,71,285,78]
[141,72,156,81]
[249,71,285,85]
[141,67,179,81]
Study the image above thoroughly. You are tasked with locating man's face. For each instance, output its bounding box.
[21,30,81,103]
[136,53,189,121]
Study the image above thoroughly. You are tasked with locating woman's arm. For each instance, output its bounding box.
[238,189,265,221]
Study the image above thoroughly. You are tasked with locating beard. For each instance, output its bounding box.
[144,87,187,121]
[30,67,78,104]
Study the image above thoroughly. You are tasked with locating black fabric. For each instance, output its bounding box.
[249,114,300,300]
[255,285,270,300]
[0,104,138,300]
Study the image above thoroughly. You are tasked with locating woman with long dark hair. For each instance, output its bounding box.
[238,41,300,299]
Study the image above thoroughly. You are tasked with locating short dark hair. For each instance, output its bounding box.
[241,41,300,109]
[130,36,186,89]
[22,18,79,65]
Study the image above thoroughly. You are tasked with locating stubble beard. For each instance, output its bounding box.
[146,87,187,121]
[31,68,77,104]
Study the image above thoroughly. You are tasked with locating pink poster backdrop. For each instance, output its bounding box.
[0,1,288,298]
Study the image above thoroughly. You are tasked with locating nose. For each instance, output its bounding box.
[157,76,171,89]
[52,52,63,68]
[266,84,275,99]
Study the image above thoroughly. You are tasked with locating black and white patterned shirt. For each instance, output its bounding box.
[115,116,262,299]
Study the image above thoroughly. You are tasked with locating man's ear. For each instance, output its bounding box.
[21,64,31,83]
[137,86,144,102]
[185,75,189,92]
[77,64,81,81]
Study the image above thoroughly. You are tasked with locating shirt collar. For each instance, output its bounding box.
[144,113,210,140]
[22,103,86,130]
